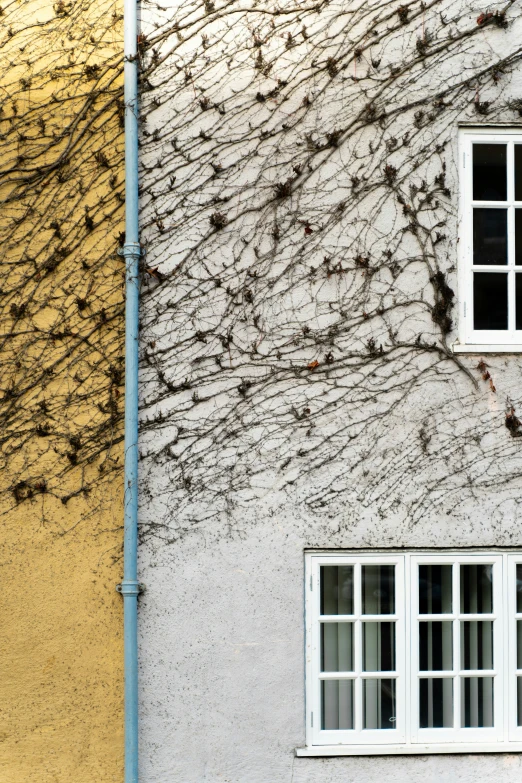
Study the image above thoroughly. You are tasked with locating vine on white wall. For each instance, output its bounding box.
[136,0,522,542]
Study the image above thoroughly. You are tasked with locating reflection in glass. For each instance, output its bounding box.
[363,622,396,672]
[419,622,453,671]
[460,564,493,613]
[473,273,508,330]
[517,565,522,613]
[419,565,453,614]
[321,679,354,730]
[461,621,493,670]
[362,565,395,614]
[473,143,507,201]
[420,678,453,728]
[518,678,522,727]
[363,679,396,729]
[516,145,522,202]
[473,209,507,265]
[517,275,522,331]
[461,677,494,728]
[321,623,354,672]
[321,566,354,615]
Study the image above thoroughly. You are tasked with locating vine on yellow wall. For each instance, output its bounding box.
[0,0,125,517]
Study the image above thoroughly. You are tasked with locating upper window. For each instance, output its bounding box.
[458,128,522,349]
[300,551,522,755]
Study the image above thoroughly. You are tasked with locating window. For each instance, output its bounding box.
[299,552,522,756]
[457,128,522,351]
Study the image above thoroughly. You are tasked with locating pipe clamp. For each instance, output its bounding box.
[116,580,145,596]
[121,242,141,258]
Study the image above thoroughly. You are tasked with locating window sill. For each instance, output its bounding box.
[295,743,522,756]
[452,343,522,353]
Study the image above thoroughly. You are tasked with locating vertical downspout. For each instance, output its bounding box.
[118,0,141,777]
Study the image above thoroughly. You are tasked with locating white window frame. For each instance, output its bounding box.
[455,127,522,353]
[298,550,522,756]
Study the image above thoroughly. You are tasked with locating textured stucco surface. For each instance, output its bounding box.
[139,521,522,782]
[0,494,123,782]
[137,0,522,779]
[0,0,125,774]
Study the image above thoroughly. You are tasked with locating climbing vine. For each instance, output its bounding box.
[0,0,125,519]
[136,0,522,542]
[4,0,522,543]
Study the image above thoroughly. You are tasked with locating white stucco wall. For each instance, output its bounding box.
[138,0,522,778]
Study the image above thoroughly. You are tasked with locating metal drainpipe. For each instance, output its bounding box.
[116,0,141,777]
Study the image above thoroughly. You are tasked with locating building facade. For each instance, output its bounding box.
[0,0,125,779]
[138,0,522,781]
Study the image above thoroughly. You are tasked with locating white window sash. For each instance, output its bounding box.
[308,554,406,746]
[409,554,503,745]
[457,128,522,348]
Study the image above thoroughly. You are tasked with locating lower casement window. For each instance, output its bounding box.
[299,551,522,755]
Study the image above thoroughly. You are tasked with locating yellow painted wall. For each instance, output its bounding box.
[0,496,123,781]
[0,0,125,778]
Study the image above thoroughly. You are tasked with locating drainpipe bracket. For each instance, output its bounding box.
[120,242,141,258]
[116,580,145,596]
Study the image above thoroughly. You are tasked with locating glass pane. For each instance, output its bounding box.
[517,275,522,330]
[420,678,453,728]
[461,621,493,670]
[473,143,507,201]
[320,566,354,615]
[321,680,354,730]
[516,210,522,265]
[363,622,395,672]
[473,273,508,330]
[518,621,522,670]
[419,564,452,614]
[473,209,507,265]
[362,565,395,614]
[321,623,354,672]
[419,622,453,671]
[460,564,493,613]
[518,678,522,727]
[461,677,494,728]
[515,145,522,201]
[363,679,396,729]
[517,565,522,613]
